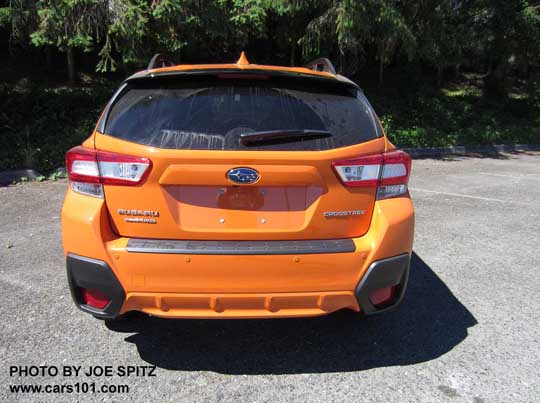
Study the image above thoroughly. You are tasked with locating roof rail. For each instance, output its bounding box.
[304,58,336,75]
[147,54,176,70]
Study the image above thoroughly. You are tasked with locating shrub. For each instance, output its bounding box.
[0,81,116,172]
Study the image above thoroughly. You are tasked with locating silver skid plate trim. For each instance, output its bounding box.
[126,238,356,255]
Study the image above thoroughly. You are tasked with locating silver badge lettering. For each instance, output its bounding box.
[324,210,365,217]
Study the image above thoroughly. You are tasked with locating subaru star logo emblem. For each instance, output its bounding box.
[226,167,260,184]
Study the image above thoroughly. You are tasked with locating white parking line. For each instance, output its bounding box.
[478,172,540,180]
[409,187,532,205]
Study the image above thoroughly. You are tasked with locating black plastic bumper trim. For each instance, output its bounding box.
[126,238,356,255]
[355,253,410,315]
[66,253,125,319]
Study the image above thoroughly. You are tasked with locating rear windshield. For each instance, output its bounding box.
[104,78,381,151]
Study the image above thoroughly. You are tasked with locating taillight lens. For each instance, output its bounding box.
[66,146,152,198]
[96,150,152,186]
[332,150,411,200]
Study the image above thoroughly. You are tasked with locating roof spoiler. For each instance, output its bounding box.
[147,53,336,75]
[304,58,336,75]
[147,54,176,70]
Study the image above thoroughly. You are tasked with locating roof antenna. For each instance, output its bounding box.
[236,51,250,65]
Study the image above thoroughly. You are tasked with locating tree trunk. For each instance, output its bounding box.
[486,57,492,76]
[67,47,76,83]
[45,47,52,70]
[485,61,508,97]
[290,40,296,66]
[519,55,530,78]
[378,57,384,87]
[437,65,443,87]
[377,40,386,87]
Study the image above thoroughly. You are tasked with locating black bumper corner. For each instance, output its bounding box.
[66,253,125,319]
[355,253,411,315]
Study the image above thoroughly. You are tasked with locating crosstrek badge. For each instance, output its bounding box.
[324,210,366,217]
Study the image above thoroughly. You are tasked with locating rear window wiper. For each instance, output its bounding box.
[240,129,332,145]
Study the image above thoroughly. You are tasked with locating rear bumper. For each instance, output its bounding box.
[66,252,410,318]
[355,253,410,315]
[62,189,414,318]
[66,254,125,319]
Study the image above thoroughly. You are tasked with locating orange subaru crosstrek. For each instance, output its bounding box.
[62,53,414,320]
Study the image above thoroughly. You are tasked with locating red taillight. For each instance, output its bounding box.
[380,151,411,186]
[369,286,397,306]
[332,150,411,200]
[66,146,152,197]
[81,288,110,309]
[66,146,101,184]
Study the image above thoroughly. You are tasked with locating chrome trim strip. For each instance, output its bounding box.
[126,238,356,255]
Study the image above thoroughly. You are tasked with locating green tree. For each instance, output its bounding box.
[1,0,38,56]
[102,0,192,69]
[368,1,415,85]
[30,0,109,82]
[3,0,537,96]
[413,0,471,86]
[479,0,540,95]
[515,2,540,78]
[300,0,415,84]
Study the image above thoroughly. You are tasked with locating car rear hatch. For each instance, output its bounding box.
[93,73,387,241]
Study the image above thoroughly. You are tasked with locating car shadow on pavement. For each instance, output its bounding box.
[106,252,477,374]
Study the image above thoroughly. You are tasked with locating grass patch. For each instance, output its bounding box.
[370,76,540,148]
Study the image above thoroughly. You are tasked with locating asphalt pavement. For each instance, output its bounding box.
[1,152,539,402]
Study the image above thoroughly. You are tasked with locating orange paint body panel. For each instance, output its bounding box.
[95,135,385,240]
[63,187,413,318]
[61,56,414,319]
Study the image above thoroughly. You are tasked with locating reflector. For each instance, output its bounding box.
[81,288,110,309]
[369,286,397,306]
